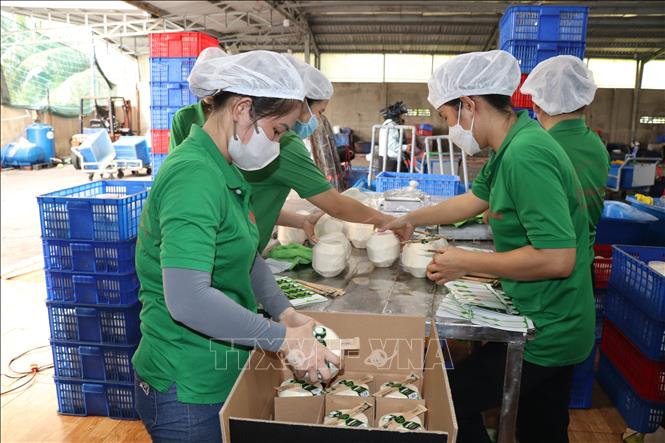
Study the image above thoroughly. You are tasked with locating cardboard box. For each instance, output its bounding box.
[220,312,458,442]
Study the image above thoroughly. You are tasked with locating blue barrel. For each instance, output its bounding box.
[1,141,45,167]
[26,123,55,163]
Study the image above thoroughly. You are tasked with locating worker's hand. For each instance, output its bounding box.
[426,247,471,285]
[278,307,314,328]
[378,216,414,242]
[481,210,490,225]
[281,319,342,384]
[302,211,323,244]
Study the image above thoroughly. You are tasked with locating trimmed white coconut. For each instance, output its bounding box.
[277,379,323,397]
[277,226,307,245]
[324,410,369,428]
[306,324,341,381]
[330,379,371,397]
[315,214,346,238]
[366,231,400,267]
[312,234,349,277]
[401,238,448,278]
[346,222,375,249]
[379,382,421,399]
[379,413,423,432]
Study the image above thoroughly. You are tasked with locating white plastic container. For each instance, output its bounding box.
[312,233,350,277]
[366,231,400,267]
[401,238,448,278]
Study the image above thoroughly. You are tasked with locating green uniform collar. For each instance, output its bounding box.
[189,124,246,191]
[549,118,586,133]
[498,110,534,153]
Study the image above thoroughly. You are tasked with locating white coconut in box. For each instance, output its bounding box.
[220,312,458,442]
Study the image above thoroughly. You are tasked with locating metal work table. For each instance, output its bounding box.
[284,243,532,443]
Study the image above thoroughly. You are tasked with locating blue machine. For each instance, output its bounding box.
[26,123,55,163]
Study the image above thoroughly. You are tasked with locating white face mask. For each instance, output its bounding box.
[449,105,481,156]
[228,122,280,171]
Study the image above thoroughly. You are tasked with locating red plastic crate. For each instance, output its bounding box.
[151,130,170,154]
[593,244,613,289]
[511,74,533,109]
[601,319,665,403]
[149,32,218,58]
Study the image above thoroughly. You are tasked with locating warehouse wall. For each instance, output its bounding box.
[0,105,86,159]
[326,82,665,145]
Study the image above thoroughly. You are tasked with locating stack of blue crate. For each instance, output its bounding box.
[37,180,151,419]
[149,32,218,177]
[499,5,589,116]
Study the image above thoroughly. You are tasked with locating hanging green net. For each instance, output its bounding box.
[0,13,115,117]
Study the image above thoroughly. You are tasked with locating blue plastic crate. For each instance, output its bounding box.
[569,342,597,409]
[597,353,665,433]
[37,180,151,242]
[149,57,196,83]
[150,82,197,108]
[596,217,657,246]
[502,40,585,73]
[51,341,137,383]
[152,153,168,178]
[627,197,665,245]
[47,301,141,345]
[500,5,588,47]
[54,377,137,419]
[375,171,460,197]
[78,129,114,163]
[112,136,150,166]
[605,286,665,360]
[45,270,139,305]
[609,245,665,320]
[150,106,181,130]
[42,239,136,275]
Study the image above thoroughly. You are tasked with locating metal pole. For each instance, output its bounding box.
[629,59,644,144]
[396,127,404,173]
[409,127,416,173]
[304,35,310,64]
[437,138,445,175]
[498,341,525,443]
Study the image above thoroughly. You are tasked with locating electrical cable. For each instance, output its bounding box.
[0,345,53,396]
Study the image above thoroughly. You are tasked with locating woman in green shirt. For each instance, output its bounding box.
[133,50,340,442]
[171,54,392,252]
[383,50,595,443]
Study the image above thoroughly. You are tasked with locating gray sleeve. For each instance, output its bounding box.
[162,267,286,352]
[250,253,293,319]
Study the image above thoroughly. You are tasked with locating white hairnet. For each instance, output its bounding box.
[285,55,334,100]
[192,47,227,72]
[521,55,597,116]
[428,50,521,109]
[188,50,305,100]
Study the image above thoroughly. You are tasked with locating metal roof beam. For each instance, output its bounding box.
[263,1,320,57]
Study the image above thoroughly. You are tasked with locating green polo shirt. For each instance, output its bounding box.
[169,102,207,151]
[548,118,610,257]
[170,103,332,252]
[242,131,332,251]
[133,124,260,404]
[472,111,595,367]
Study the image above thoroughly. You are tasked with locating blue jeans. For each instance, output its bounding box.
[134,373,224,442]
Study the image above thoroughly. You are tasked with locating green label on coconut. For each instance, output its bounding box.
[385,415,422,431]
[313,326,328,345]
[345,418,364,427]
[337,380,370,397]
[385,382,418,399]
[290,379,322,396]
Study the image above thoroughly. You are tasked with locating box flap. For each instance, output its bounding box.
[423,323,458,442]
[304,311,426,373]
[274,396,324,423]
